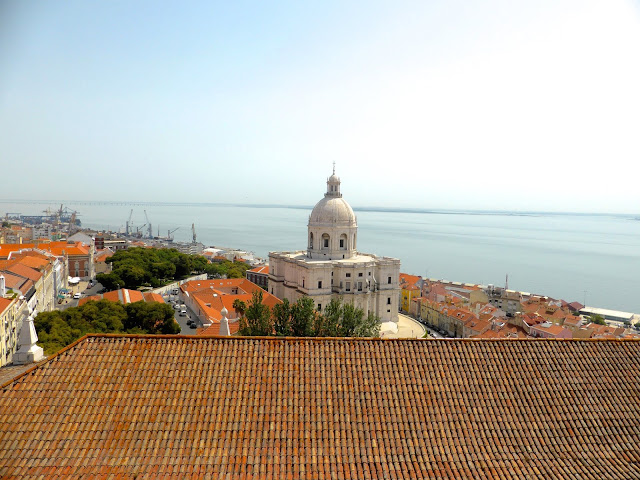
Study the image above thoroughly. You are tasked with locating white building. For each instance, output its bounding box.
[269,169,400,323]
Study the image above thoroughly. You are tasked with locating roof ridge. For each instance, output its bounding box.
[65,333,640,342]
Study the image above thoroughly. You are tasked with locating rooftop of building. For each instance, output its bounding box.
[1,335,639,479]
[270,250,399,266]
[78,288,160,306]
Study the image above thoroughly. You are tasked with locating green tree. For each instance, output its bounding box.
[34,299,179,356]
[124,302,179,334]
[272,298,292,336]
[587,314,606,325]
[105,247,207,288]
[96,272,125,291]
[313,298,380,338]
[238,290,273,336]
[290,296,315,337]
[114,264,146,288]
[314,298,342,337]
[232,299,246,319]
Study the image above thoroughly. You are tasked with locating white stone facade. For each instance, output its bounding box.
[268,169,400,323]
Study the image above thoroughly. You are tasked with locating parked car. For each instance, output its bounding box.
[179,309,187,316]
[73,292,82,299]
[189,323,197,329]
[174,304,181,310]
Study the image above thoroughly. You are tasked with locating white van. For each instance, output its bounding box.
[179,308,187,316]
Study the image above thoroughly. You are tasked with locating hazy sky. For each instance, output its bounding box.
[1,0,639,213]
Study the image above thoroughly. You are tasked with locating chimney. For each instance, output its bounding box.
[0,274,5,297]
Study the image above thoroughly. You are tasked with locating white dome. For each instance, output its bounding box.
[309,196,356,225]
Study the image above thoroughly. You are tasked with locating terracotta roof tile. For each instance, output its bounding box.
[1,336,639,479]
[0,297,12,315]
[248,265,269,274]
[5,262,42,282]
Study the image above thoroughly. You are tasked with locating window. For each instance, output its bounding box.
[358,282,363,292]
[345,282,351,292]
[346,273,351,278]
[358,272,363,277]
[309,233,314,249]
[340,233,347,250]
[340,239,344,248]
[388,276,392,284]
[368,272,371,276]
[387,297,391,305]
[317,304,322,311]
[318,281,322,289]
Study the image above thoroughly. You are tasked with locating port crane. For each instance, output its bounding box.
[144,210,153,239]
[125,209,133,236]
[167,227,179,242]
[67,211,77,237]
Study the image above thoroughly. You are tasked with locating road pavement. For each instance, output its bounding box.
[162,294,202,334]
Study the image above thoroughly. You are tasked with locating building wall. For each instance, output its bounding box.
[0,298,29,367]
[246,271,268,289]
[269,252,400,323]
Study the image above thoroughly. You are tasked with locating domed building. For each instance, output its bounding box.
[269,168,400,324]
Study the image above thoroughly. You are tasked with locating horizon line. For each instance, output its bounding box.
[0,199,637,218]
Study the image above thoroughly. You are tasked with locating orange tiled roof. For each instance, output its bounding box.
[197,320,241,336]
[0,241,89,259]
[78,289,148,306]
[531,323,569,336]
[0,272,32,295]
[7,253,49,270]
[399,273,421,286]
[248,265,269,274]
[0,297,12,315]
[5,263,42,282]
[472,325,529,339]
[1,336,640,479]
[142,292,165,303]
[94,251,113,262]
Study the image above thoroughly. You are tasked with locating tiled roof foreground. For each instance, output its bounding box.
[1,337,639,480]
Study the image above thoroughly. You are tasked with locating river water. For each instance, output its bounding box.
[2,200,639,313]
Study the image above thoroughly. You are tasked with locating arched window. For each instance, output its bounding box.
[322,233,330,249]
[309,232,314,249]
[340,233,347,250]
[352,233,357,250]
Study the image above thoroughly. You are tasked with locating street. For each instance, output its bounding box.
[162,294,201,334]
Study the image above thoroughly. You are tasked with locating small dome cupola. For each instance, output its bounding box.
[326,162,341,198]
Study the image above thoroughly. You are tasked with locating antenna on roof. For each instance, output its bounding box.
[505,274,509,290]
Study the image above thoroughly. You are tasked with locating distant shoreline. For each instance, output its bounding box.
[0,199,637,219]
